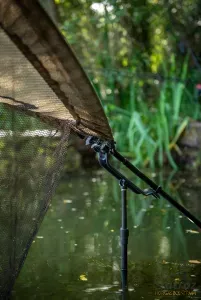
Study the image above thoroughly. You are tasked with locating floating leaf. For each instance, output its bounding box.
[189,260,201,264]
[83,192,89,196]
[174,278,180,282]
[63,200,72,204]
[80,274,88,281]
[162,260,169,264]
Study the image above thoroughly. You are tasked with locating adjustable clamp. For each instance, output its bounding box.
[86,136,160,199]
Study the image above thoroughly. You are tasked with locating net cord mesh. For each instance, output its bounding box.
[0,1,113,298]
[0,107,71,299]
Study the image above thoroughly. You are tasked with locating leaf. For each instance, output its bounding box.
[80,274,88,281]
[174,278,180,281]
[162,260,169,264]
[169,117,189,149]
[63,199,72,204]
[189,260,201,264]
[186,229,200,234]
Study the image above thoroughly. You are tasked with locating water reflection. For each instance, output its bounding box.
[12,169,201,299]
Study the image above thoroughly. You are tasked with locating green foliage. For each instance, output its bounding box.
[55,0,201,72]
[92,55,201,169]
[53,0,201,168]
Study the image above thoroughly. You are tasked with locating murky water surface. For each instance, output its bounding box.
[12,169,201,299]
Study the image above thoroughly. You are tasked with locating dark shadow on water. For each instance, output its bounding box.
[12,169,201,299]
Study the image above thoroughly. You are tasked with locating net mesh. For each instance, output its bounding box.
[0,1,113,297]
[0,105,70,299]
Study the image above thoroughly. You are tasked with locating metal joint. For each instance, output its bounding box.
[85,136,115,153]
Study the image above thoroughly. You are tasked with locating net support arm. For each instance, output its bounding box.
[86,136,201,229]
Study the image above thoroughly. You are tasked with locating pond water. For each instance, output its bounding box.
[12,168,201,299]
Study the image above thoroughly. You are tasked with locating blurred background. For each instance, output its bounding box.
[40,0,201,170]
[12,1,201,299]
